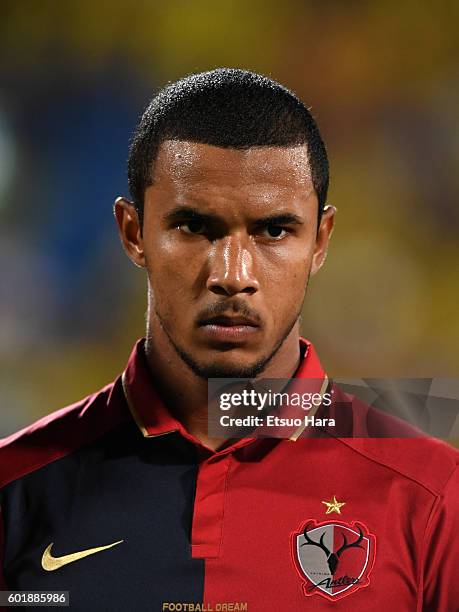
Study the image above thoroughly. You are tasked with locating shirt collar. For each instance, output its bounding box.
[122,337,327,445]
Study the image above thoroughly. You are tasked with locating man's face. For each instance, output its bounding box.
[116,141,334,378]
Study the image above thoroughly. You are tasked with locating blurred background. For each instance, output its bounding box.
[1,0,458,437]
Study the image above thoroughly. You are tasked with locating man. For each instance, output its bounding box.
[0,69,457,611]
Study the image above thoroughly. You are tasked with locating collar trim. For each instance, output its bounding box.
[122,337,327,442]
[121,371,178,438]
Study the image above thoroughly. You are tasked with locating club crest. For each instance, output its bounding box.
[291,519,376,601]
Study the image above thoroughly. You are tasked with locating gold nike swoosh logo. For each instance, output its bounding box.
[41,539,124,571]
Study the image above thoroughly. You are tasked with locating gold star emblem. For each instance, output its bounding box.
[322,495,345,515]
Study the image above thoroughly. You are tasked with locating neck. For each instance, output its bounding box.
[144,319,302,451]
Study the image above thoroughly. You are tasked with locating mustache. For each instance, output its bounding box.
[197,298,262,326]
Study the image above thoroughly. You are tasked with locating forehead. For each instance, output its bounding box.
[151,140,313,193]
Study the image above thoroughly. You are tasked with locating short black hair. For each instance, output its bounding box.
[128,68,329,224]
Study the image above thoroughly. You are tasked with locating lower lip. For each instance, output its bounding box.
[199,324,259,343]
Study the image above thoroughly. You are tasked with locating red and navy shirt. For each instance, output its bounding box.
[1,338,458,611]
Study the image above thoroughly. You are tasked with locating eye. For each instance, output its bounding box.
[179,220,206,235]
[260,224,288,240]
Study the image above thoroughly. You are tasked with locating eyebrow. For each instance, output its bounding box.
[163,206,304,226]
[163,206,220,225]
[252,213,304,226]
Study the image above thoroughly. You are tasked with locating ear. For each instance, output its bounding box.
[113,197,146,268]
[310,205,336,276]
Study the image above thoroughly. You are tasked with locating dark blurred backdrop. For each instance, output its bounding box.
[1,1,458,437]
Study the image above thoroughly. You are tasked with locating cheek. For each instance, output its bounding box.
[259,245,312,288]
[144,235,203,308]
[258,247,312,317]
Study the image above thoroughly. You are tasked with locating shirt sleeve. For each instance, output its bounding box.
[421,465,459,611]
[0,501,7,589]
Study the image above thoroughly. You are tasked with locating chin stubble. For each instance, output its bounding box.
[150,304,301,380]
[146,275,310,379]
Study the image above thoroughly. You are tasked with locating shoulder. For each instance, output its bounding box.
[327,383,459,496]
[0,377,129,489]
[336,434,459,497]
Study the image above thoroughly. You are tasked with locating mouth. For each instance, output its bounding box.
[198,314,260,344]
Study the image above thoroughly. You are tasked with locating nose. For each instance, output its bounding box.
[206,235,259,296]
